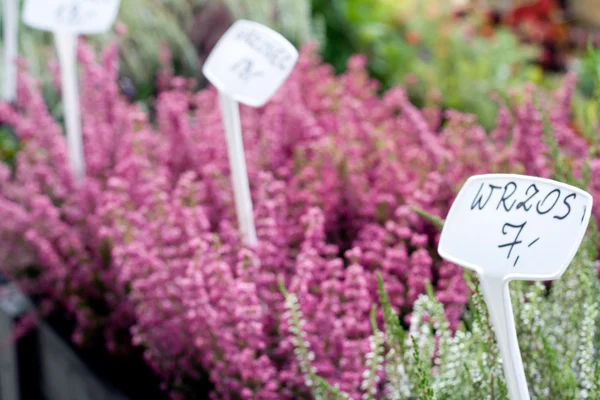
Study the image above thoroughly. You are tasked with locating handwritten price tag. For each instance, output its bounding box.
[202,20,299,107]
[438,174,593,400]
[23,0,121,34]
[439,174,593,281]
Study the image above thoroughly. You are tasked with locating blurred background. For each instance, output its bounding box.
[3,0,600,155]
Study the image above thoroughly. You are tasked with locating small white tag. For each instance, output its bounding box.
[23,0,121,34]
[438,174,593,281]
[202,20,299,107]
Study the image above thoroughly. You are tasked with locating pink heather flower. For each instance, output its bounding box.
[0,39,589,399]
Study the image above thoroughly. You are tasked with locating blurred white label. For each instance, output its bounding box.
[23,0,121,34]
[202,20,299,107]
[438,174,593,281]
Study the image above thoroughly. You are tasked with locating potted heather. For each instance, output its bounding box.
[0,36,597,400]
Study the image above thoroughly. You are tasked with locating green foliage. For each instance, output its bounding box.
[574,42,600,101]
[110,0,206,92]
[280,278,350,400]
[572,43,600,160]
[410,207,444,231]
[223,0,321,47]
[313,0,542,130]
[310,0,361,74]
[0,126,19,165]
[286,228,600,399]
[410,335,435,400]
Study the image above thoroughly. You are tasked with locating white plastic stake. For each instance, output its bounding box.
[22,0,121,182]
[2,0,18,101]
[438,174,593,400]
[203,20,298,245]
[55,32,84,181]
[218,91,257,245]
[478,275,526,398]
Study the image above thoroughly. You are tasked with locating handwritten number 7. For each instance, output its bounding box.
[232,58,263,83]
[56,3,80,24]
[498,222,526,261]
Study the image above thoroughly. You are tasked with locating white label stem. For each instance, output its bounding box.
[479,276,529,400]
[55,32,85,182]
[2,0,18,101]
[218,90,257,246]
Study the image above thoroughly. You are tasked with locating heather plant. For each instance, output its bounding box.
[0,38,592,399]
[285,225,600,399]
[104,51,591,398]
[222,0,321,46]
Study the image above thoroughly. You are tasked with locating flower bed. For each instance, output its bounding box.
[0,39,596,399]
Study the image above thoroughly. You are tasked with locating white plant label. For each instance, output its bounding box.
[438,174,593,400]
[202,19,299,107]
[23,0,121,34]
[203,20,298,245]
[439,174,592,281]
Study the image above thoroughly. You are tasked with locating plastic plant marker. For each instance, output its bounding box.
[2,0,18,101]
[202,19,299,108]
[217,90,258,246]
[54,32,85,181]
[203,20,299,245]
[438,174,593,400]
[23,0,121,181]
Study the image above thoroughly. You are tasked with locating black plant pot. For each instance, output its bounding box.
[0,281,171,400]
[0,282,39,400]
[37,320,132,400]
